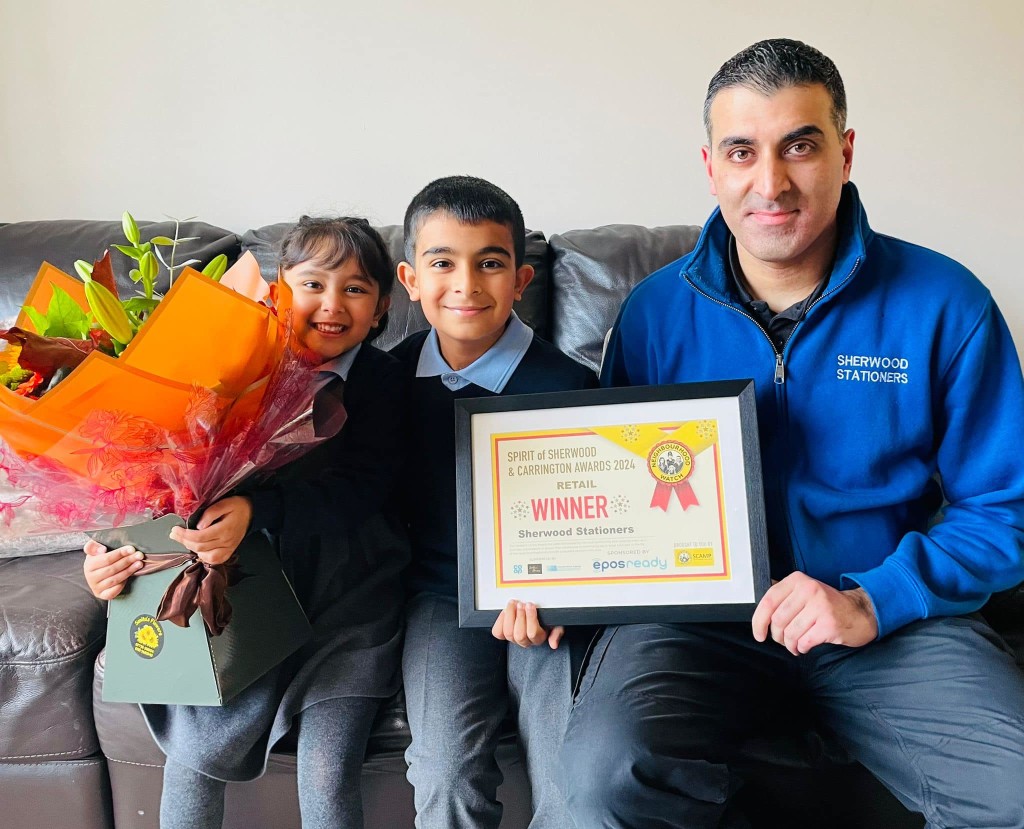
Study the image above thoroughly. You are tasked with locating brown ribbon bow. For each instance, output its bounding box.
[137,552,239,637]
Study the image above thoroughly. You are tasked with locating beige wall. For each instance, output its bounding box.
[2,0,1022,350]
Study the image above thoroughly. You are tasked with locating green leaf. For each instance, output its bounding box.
[112,243,142,260]
[122,296,160,317]
[128,268,143,283]
[22,306,49,336]
[74,259,94,283]
[42,284,92,339]
[122,211,140,245]
[150,236,177,246]
[139,241,152,253]
[201,254,228,282]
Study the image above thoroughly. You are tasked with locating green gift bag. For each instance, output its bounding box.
[92,514,311,706]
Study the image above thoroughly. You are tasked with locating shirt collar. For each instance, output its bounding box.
[416,313,534,393]
[317,343,361,382]
[727,235,828,321]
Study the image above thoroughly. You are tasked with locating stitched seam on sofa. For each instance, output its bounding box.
[107,756,164,769]
[0,758,105,767]
[0,635,105,666]
[0,749,95,760]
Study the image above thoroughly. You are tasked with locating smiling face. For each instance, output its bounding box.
[702,83,854,280]
[271,257,388,363]
[397,213,534,370]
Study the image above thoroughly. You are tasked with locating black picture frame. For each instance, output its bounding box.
[455,379,769,627]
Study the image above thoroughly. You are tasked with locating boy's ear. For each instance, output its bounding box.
[372,295,392,328]
[513,264,534,301]
[268,280,279,308]
[397,261,421,301]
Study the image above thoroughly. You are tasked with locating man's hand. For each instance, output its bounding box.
[751,572,878,654]
[168,496,253,566]
[83,539,143,600]
[492,599,565,650]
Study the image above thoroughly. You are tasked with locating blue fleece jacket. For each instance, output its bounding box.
[603,183,1024,638]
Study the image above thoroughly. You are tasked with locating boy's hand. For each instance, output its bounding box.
[83,539,143,600]
[492,600,565,650]
[168,496,253,566]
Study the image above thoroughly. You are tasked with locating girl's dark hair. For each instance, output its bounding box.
[277,216,395,340]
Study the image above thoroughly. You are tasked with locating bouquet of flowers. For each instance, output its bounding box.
[0,213,341,545]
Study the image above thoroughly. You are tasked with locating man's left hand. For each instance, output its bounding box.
[751,572,878,654]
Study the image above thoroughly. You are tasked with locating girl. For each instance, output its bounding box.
[84,216,409,829]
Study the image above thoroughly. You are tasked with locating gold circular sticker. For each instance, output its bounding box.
[647,440,693,484]
[130,615,164,659]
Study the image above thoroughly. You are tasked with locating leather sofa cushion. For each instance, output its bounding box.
[241,223,552,350]
[0,219,240,326]
[549,224,702,372]
[0,550,106,760]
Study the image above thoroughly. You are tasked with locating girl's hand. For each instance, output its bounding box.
[169,496,253,566]
[83,539,143,600]
[491,599,565,650]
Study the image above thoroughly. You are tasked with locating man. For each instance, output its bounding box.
[561,39,1024,828]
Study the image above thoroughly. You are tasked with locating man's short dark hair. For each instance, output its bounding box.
[403,175,527,267]
[703,38,847,139]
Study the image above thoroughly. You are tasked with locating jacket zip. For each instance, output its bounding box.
[682,256,863,573]
[681,276,784,378]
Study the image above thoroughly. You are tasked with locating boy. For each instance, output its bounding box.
[392,176,596,829]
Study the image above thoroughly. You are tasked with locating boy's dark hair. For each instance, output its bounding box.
[403,176,527,267]
[703,38,847,139]
[278,216,394,340]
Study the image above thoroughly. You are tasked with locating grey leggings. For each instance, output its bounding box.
[160,695,380,829]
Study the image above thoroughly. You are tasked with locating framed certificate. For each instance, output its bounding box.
[454,380,769,627]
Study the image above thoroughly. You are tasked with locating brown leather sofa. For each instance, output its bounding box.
[1,217,1021,828]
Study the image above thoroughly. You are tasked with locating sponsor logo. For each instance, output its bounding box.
[527,563,543,575]
[592,557,668,572]
[675,547,715,567]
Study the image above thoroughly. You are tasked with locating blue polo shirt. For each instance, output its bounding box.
[316,343,361,385]
[414,313,534,392]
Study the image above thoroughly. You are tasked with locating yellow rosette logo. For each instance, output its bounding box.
[592,420,718,512]
[647,440,698,510]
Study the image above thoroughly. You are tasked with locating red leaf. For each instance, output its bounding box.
[0,327,95,379]
[92,250,120,300]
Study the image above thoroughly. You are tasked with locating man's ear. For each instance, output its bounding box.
[513,264,534,301]
[268,279,279,308]
[841,128,855,183]
[701,146,717,196]
[372,295,392,328]
[397,261,420,301]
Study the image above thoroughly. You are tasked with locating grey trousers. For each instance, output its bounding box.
[561,616,1024,829]
[402,592,574,829]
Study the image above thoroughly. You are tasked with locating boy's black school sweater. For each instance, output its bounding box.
[391,329,598,598]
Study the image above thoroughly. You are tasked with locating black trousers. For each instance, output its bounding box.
[561,617,1024,829]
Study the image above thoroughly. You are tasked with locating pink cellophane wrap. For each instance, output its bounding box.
[0,266,345,546]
